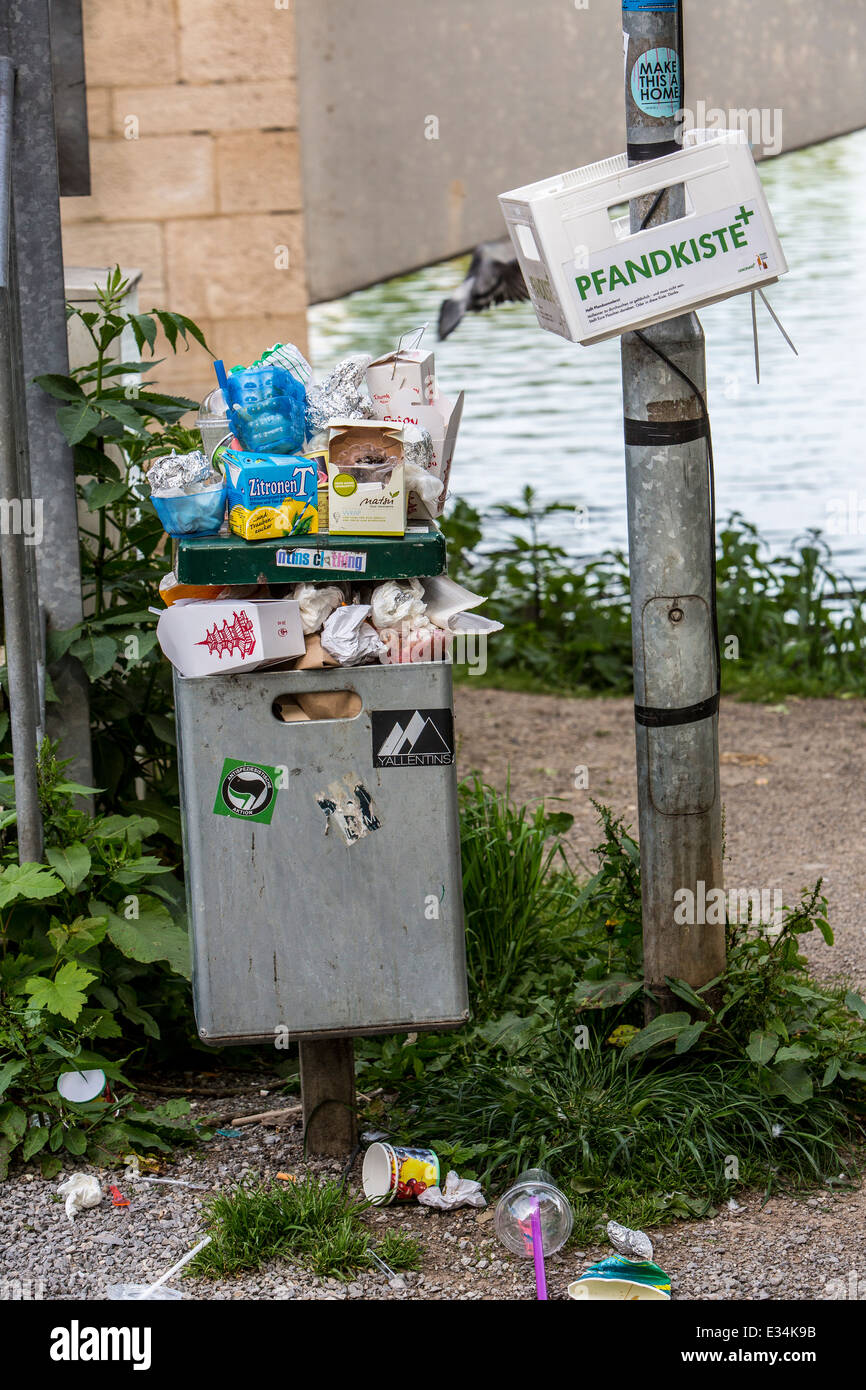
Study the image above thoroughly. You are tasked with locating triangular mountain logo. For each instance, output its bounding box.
[371,708,455,768]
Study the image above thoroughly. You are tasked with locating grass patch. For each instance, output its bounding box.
[191,1177,372,1281]
[189,1176,423,1283]
[357,787,866,1240]
[378,1228,423,1272]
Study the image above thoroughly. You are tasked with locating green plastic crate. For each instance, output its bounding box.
[175,526,447,587]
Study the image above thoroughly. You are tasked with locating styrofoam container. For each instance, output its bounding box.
[499,129,787,345]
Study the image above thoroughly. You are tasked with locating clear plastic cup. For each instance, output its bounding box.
[494,1168,573,1258]
[196,387,230,462]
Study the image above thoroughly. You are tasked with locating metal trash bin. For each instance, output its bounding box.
[175,660,468,1044]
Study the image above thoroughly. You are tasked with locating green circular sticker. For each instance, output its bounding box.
[332,472,357,497]
[630,46,681,118]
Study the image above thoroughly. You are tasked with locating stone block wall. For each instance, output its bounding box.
[60,0,307,403]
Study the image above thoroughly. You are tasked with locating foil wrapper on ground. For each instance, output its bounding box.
[305,353,375,438]
[606,1220,654,1262]
[147,450,212,493]
[402,423,434,471]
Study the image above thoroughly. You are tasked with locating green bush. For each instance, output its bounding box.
[442,492,866,699]
[0,744,197,1178]
[360,786,866,1231]
[32,266,211,837]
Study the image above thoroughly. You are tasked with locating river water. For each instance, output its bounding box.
[309,129,866,579]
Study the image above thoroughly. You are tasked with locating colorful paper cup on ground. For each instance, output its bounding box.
[568,1257,672,1301]
[362,1142,440,1205]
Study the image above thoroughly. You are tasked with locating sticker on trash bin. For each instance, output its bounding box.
[371,709,455,768]
[316,777,381,844]
[213,758,279,824]
[275,546,367,573]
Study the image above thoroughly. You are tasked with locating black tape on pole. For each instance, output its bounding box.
[634,692,720,728]
[626,139,681,162]
[624,416,709,447]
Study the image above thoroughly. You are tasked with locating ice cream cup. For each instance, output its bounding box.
[362,1142,440,1205]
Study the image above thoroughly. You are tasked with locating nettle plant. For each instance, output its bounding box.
[33,266,211,832]
[0,745,197,1178]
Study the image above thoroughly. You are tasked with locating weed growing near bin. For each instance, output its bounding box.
[442,494,866,700]
[0,745,197,1178]
[358,785,866,1237]
[190,1177,420,1282]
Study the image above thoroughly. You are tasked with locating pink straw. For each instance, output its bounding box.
[529,1197,547,1300]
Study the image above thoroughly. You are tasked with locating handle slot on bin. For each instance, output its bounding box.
[272,690,363,723]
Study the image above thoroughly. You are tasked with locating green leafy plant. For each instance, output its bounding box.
[360,786,866,1236]
[32,266,211,832]
[441,494,866,699]
[459,775,580,1012]
[0,744,195,1177]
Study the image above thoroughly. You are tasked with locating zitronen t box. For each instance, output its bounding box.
[216,444,318,541]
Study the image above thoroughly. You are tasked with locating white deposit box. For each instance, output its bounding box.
[499,130,788,345]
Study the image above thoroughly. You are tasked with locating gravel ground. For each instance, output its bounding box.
[3,1101,864,1303]
[2,692,865,1302]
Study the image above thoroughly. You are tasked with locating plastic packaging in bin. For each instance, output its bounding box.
[151,481,226,537]
[148,450,227,538]
[216,358,306,455]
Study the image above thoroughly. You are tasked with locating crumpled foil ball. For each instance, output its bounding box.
[305,353,375,438]
[606,1220,654,1262]
[402,422,435,471]
[148,450,212,494]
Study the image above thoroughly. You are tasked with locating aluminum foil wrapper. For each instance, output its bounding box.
[606,1220,654,1262]
[148,450,212,494]
[305,353,375,437]
[402,423,434,471]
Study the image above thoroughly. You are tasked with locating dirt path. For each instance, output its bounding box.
[454,689,866,989]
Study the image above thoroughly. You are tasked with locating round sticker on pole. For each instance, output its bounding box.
[630,46,681,118]
[57,1068,107,1103]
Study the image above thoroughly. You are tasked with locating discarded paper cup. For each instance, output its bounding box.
[362,1142,439,1205]
[568,1257,671,1301]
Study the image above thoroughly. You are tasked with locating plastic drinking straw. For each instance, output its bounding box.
[529,1197,547,1301]
[213,359,229,394]
[134,1235,211,1299]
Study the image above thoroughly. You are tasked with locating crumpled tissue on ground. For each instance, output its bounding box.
[369,578,427,631]
[57,1172,103,1221]
[320,604,383,665]
[291,583,344,634]
[417,1170,486,1211]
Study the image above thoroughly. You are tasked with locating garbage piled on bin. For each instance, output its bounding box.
[147,332,464,543]
[155,575,502,678]
[147,329,495,678]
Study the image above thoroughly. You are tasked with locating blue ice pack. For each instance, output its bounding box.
[217,360,306,455]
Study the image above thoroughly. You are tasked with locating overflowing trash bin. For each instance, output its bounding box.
[150,331,498,1046]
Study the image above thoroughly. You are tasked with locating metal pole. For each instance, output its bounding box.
[2,0,92,789]
[621,2,725,1009]
[0,56,42,864]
